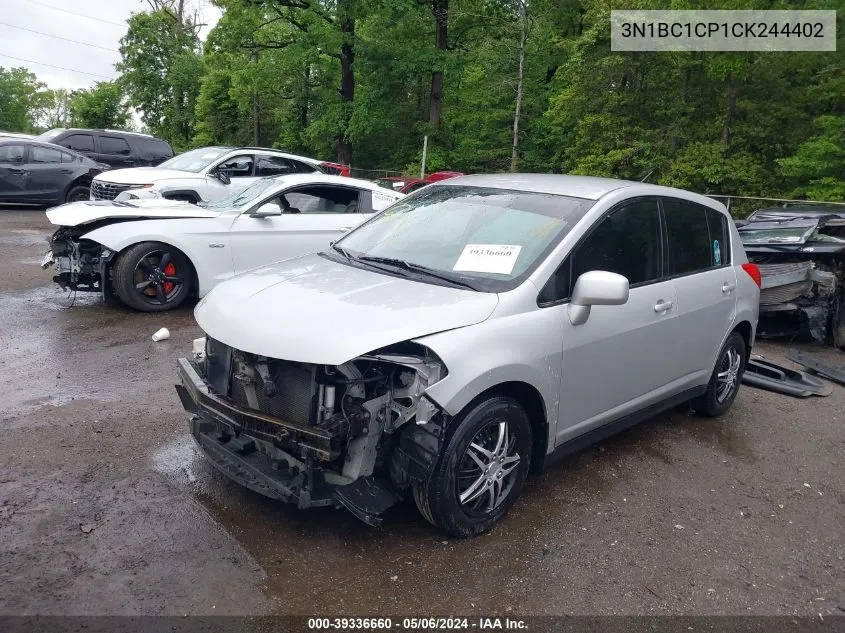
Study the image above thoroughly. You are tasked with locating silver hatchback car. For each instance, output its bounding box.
[176,174,761,537]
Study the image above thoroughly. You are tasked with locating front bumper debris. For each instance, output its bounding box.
[176,357,337,462]
[175,357,403,520]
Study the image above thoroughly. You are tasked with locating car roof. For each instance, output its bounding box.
[437,173,729,208]
[0,137,82,152]
[268,173,400,192]
[42,127,157,139]
[227,147,322,166]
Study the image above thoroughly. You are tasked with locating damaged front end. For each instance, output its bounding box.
[42,225,113,296]
[175,338,449,525]
[738,211,845,349]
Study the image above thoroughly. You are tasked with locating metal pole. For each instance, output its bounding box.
[420,135,428,179]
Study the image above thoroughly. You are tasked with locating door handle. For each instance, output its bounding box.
[654,300,673,313]
[10,168,26,176]
[340,226,354,232]
[721,282,736,294]
[60,169,73,174]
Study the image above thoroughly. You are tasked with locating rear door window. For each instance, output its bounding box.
[30,146,63,164]
[60,150,76,163]
[663,198,729,275]
[255,156,297,177]
[100,136,132,156]
[62,134,95,153]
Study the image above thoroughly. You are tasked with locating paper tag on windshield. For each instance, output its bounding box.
[453,244,522,275]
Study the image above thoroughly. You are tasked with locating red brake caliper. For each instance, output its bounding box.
[162,262,176,294]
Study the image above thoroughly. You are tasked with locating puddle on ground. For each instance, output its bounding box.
[151,435,204,484]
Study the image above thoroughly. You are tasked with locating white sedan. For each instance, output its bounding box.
[42,174,404,311]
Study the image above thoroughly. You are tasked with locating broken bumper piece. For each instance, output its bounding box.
[175,357,401,522]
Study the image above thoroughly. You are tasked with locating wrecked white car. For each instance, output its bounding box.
[41,174,403,311]
[738,206,845,348]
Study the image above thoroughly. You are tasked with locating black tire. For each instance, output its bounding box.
[412,396,532,537]
[65,184,90,203]
[113,242,193,312]
[691,332,747,417]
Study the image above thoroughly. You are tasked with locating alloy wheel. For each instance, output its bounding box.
[716,347,742,403]
[456,420,521,515]
[133,250,184,305]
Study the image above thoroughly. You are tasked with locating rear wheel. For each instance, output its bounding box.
[65,185,89,203]
[692,332,747,417]
[113,242,193,312]
[413,396,532,537]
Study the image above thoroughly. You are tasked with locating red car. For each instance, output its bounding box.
[374,171,464,194]
[319,161,351,177]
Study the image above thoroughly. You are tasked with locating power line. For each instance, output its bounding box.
[0,52,115,80]
[0,21,120,52]
[23,0,127,27]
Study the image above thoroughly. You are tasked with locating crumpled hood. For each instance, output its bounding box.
[93,167,200,185]
[46,199,220,227]
[194,254,499,365]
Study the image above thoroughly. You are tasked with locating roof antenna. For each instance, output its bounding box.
[640,170,654,183]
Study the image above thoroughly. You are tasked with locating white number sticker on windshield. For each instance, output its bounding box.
[453,244,522,275]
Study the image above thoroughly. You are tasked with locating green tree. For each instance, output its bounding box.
[0,67,46,133]
[778,116,845,201]
[68,82,131,129]
[118,6,202,147]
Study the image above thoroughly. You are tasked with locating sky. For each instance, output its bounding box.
[0,0,222,91]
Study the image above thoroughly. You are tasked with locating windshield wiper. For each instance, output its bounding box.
[331,242,353,262]
[356,255,478,291]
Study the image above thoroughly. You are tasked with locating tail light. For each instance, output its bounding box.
[741,262,761,288]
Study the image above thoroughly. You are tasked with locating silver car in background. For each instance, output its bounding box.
[176,174,761,537]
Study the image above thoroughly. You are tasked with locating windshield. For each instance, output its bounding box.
[334,185,594,292]
[200,178,279,210]
[158,147,229,173]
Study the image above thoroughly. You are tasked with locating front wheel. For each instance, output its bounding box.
[692,331,747,417]
[413,396,532,537]
[65,185,90,203]
[113,242,193,312]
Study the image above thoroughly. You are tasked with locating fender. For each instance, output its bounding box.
[416,305,561,457]
[82,217,236,297]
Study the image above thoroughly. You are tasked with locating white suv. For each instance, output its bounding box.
[90,146,329,204]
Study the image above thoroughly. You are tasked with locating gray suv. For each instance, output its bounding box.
[176,174,761,536]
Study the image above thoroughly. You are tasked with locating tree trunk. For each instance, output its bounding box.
[510,0,527,172]
[428,0,448,129]
[337,0,355,165]
[722,72,738,149]
[252,89,260,146]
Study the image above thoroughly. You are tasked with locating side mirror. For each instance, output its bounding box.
[567,270,629,326]
[250,203,282,218]
[213,170,231,185]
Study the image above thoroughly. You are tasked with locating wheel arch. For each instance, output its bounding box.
[732,320,753,356]
[455,381,549,475]
[64,175,93,197]
[111,239,199,298]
